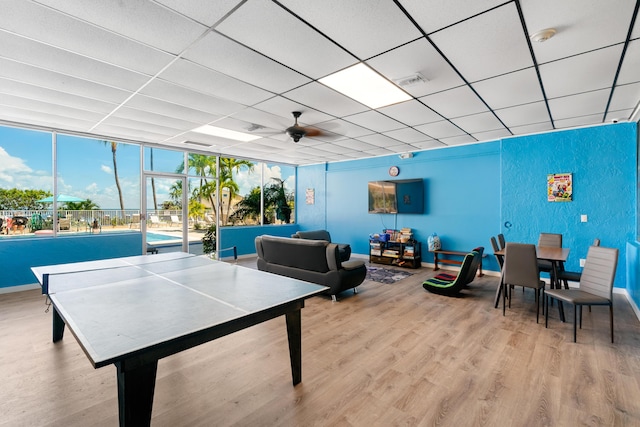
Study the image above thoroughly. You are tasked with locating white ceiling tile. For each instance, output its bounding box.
[35,0,208,54]
[332,139,379,151]
[125,94,222,124]
[378,100,442,126]
[252,97,334,126]
[284,82,368,117]
[358,133,403,148]
[522,0,636,63]
[216,0,356,79]
[158,59,273,106]
[0,93,105,123]
[0,78,117,114]
[344,111,405,133]
[399,0,506,33]
[314,119,374,139]
[494,102,551,128]
[277,0,421,60]
[547,89,610,120]
[439,135,477,145]
[91,123,170,143]
[430,3,533,82]
[420,86,488,118]
[0,104,97,132]
[114,107,201,132]
[616,39,640,85]
[155,0,244,27]
[184,32,311,94]
[367,39,466,97]
[605,109,633,122]
[1,1,175,75]
[472,68,544,109]
[412,140,446,150]
[450,112,505,134]
[509,121,554,136]
[0,58,132,104]
[100,115,185,137]
[609,82,640,111]
[540,45,623,98]
[554,113,605,129]
[472,128,513,141]
[383,127,432,143]
[414,120,465,139]
[0,32,150,91]
[138,80,245,116]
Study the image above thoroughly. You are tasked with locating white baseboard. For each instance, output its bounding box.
[0,283,40,294]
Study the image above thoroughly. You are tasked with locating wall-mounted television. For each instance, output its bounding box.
[368,179,424,214]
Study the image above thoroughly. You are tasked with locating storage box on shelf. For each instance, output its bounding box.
[369,238,422,269]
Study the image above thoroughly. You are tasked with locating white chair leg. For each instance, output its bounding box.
[331,295,337,302]
[353,287,358,294]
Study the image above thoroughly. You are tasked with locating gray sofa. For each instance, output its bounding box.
[255,235,366,301]
[291,229,351,262]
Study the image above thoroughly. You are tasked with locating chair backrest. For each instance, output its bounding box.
[502,243,540,287]
[593,238,601,246]
[490,236,500,252]
[538,233,562,247]
[497,233,506,250]
[461,248,483,284]
[171,215,180,222]
[579,246,618,299]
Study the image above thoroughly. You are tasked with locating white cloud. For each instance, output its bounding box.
[101,164,112,173]
[0,146,33,184]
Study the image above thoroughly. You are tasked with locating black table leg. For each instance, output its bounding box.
[285,309,302,385]
[116,359,158,427]
[52,306,65,342]
[551,261,566,322]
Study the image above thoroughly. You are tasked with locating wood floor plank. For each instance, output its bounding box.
[2,259,640,426]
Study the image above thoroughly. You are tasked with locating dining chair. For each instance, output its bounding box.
[537,232,562,281]
[545,245,618,342]
[497,233,506,250]
[557,238,600,288]
[502,243,546,323]
[490,236,504,270]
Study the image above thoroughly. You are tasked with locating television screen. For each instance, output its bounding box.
[368,179,424,214]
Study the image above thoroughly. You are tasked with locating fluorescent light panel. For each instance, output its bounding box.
[193,125,260,142]
[320,63,412,109]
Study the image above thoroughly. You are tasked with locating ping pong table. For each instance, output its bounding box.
[32,252,328,426]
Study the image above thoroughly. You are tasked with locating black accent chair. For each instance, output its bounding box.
[422,249,482,296]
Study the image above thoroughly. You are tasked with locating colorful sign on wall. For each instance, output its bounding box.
[548,173,572,202]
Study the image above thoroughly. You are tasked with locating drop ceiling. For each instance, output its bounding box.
[0,0,638,165]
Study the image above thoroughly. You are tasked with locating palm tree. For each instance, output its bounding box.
[63,199,100,211]
[177,154,218,220]
[103,140,125,213]
[219,158,254,224]
[264,178,292,223]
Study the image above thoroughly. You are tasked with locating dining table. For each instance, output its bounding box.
[493,245,570,319]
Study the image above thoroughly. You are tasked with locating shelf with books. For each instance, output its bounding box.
[368,239,421,269]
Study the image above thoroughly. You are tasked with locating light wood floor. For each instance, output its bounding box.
[2,259,640,426]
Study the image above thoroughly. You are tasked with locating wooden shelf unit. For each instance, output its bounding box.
[369,240,422,269]
[430,249,484,277]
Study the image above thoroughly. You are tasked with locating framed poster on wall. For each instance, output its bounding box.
[547,173,572,202]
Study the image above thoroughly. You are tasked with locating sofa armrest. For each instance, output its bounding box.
[341,260,365,271]
[325,243,340,270]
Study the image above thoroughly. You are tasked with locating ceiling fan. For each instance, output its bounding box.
[285,111,327,142]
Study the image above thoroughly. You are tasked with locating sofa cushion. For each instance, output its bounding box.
[260,235,331,273]
[293,230,331,241]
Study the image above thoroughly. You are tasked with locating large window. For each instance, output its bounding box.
[0,126,52,237]
[57,135,140,230]
[0,123,296,240]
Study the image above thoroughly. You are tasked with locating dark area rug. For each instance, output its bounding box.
[366,266,413,284]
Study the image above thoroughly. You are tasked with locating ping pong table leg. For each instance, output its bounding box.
[52,307,65,342]
[285,309,302,385]
[116,359,158,427]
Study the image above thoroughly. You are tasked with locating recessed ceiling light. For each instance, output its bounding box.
[530,28,557,42]
[320,63,412,109]
[192,125,261,142]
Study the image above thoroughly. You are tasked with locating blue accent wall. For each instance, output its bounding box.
[298,141,502,270]
[297,122,638,304]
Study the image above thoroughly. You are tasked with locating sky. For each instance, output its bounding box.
[0,125,295,210]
